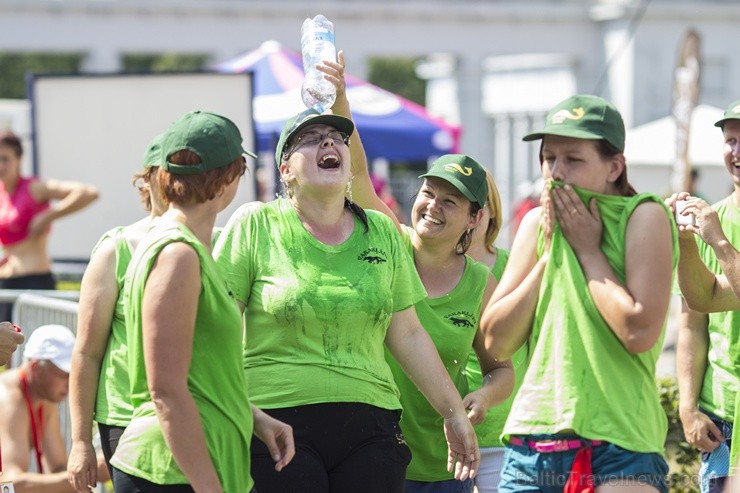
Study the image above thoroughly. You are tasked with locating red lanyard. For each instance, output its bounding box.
[18,370,43,474]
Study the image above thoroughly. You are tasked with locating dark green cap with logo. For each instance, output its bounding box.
[419,154,488,208]
[714,99,740,128]
[523,94,625,152]
[275,108,355,167]
[160,110,257,175]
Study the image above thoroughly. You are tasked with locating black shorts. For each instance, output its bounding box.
[0,272,56,321]
[251,402,411,493]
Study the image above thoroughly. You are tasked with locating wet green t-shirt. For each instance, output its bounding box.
[214,199,426,411]
[388,226,490,482]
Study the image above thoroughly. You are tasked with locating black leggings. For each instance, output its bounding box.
[98,423,125,478]
[0,272,56,321]
[251,402,411,493]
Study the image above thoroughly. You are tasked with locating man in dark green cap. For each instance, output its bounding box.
[675,98,740,493]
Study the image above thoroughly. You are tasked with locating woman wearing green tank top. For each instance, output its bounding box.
[67,134,166,492]
[109,111,294,493]
[481,95,678,493]
[323,57,515,493]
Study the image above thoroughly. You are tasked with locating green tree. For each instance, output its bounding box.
[121,53,209,73]
[0,52,84,98]
[366,56,426,107]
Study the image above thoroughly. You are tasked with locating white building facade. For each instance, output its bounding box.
[1,0,738,244]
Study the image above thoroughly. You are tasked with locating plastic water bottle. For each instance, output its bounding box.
[300,14,337,112]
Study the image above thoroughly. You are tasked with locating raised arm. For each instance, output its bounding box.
[385,306,479,481]
[28,179,99,237]
[143,243,222,493]
[320,50,401,231]
[67,237,118,492]
[553,185,674,354]
[670,194,740,311]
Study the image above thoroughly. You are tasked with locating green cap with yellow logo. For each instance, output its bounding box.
[714,99,740,128]
[419,154,488,208]
[523,94,625,152]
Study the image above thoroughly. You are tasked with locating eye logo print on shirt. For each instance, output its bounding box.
[443,164,472,176]
[551,107,585,124]
[446,311,475,328]
[358,247,388,264]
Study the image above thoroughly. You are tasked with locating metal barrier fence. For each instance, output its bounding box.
[10,292,80,454]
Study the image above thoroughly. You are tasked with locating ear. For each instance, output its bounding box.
[606,153,626,184]
[467,208,485,230]
[279,162,293,182]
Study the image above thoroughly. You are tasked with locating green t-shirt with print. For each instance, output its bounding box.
[464,249,530,448]
[697,196,740,422]
[92,227,134,427]
[213,199,426,411]
[503,186,678,454]
[388,226,490,482]
[110,222,253,492]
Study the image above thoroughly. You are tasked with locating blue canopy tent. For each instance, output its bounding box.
[214,41,461,163]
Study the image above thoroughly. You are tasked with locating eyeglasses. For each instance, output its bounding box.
[290,130,350,152]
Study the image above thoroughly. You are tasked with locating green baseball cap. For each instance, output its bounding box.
[142,133,164,168]
[419,154,488,208]
[160,110,257,175]
[523,94,625,152]
[275,108,355,167]
[714,99,740,128]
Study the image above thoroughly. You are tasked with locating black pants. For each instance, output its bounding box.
[112,467,195,493]
[98,423,125,479]
[251,402,411,493]
[0,272,56,322]
[112,467,257,493]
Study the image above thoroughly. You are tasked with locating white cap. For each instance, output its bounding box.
[23,325,75,373]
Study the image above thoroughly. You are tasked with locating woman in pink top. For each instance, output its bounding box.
[0,131,98,319]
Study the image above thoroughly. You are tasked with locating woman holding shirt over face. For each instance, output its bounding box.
[481,95,677,493]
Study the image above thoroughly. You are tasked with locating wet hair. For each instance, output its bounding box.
[156,150,246,205]
[538,140,636,197]
[0,131,23,158]
[132,167,158,211]
[482,171,503,254]
[456,201,483,255]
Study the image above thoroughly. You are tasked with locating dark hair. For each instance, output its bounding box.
[346,199,369,233]
[0,131,23,158]
[156,150,246,205]
[456,202,483,255]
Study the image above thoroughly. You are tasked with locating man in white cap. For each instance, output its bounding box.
[0,324,108,492]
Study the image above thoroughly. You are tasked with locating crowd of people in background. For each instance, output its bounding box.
[0,50,735,493]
